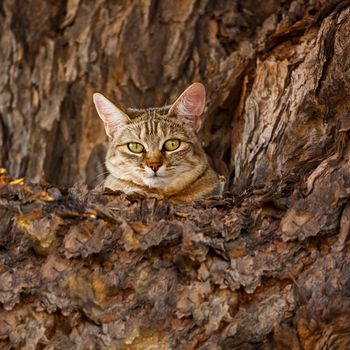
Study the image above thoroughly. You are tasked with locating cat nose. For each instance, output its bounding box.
[148,162,161,172]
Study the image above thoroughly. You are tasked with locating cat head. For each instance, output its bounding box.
[93,83,208,190]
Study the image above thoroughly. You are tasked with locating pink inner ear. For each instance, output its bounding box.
[93,94,116,123]
[177,83,206,117]
[93,93,130,136]
[171,83,206,131]
[179,93,205,116]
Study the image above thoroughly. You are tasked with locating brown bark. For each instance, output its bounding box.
[1,0,316,188]
[1,0,350,349]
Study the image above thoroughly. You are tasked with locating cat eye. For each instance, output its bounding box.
[163,139,180,151]
[127,142,144,153]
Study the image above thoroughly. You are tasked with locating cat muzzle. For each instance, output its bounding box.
[148,162,162,173]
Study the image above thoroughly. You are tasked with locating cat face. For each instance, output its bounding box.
[105,115,206,189]
[93,83,208,191]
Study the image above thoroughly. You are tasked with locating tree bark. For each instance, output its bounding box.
[1,0,350,349]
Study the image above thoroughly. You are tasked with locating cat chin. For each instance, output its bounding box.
[142,177,168,188]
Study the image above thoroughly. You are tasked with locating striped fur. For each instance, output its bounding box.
[94,84,222,203]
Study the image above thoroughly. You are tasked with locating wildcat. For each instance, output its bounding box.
[92,83,222,204]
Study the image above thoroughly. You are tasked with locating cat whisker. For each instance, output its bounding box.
[94,83,222,202]
[93,171,110,182]
[96,178,104,186]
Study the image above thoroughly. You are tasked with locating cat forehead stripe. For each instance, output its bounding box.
[95,83,221,203]
[126,106,170,118]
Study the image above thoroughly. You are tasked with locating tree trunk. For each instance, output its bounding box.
[1,0,350,349]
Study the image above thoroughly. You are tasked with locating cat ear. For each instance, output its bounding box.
[93,93,130,136]
[169,83,206,132]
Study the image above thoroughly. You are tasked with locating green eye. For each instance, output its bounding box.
[163,139,180,151]
[127,142,144,153]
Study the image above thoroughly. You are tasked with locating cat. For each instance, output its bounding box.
[92,83,222,204]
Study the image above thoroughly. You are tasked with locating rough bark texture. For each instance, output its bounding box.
[1,0,350,349]
[3,0,345,189]
[1,165,350,349]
